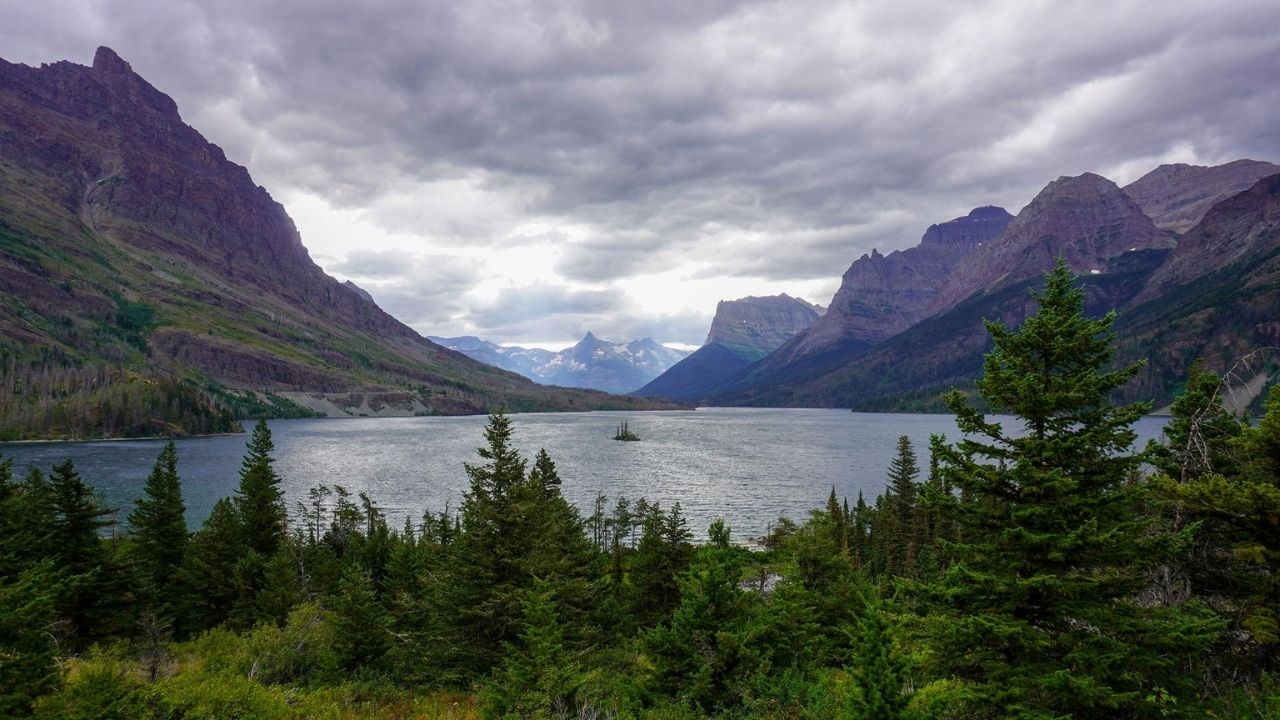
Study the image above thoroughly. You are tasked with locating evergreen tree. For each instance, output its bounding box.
[47,458,118,648]
[630,502,693,627]
[1161,385,1280,673]
[882,435,922,577]
[851,491,870,569]
[178,497,244,631]
[333,564,393,673]
[437,412,530,675]
[914,260,1221,718]
[886,435,919,519]
[645,520,749,711]
[1150,361,1244,482]
[235,419,286,556]
[0,562,61,717]
[482,579,584,720]
[849,601,909,720]
[128,440,188,614]
[825,487,849,554]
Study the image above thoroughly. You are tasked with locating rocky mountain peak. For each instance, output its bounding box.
[704,294,824,353]
[930,173,1172,313]
[919,205,1014,249]
[778,205,1011,362]
[1123,159,1280,234]
[92,45,130,74]
[1136,171,1280,301]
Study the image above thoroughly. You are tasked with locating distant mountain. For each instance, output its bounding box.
[635,294,822,400]
[703,294,826,357]
[1123,159,1280,234]
[426,336,556,378]
[0,47,677,439]
[432,332,690,394]
[710,172,1187,408]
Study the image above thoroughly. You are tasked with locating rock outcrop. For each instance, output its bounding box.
[784,206,1010,361]
[704,294,825,356]
[930,173,1173,312]
[1123,159,1280,234]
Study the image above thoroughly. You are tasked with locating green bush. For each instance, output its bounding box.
[150,671,293,720]
[32,649,147,720]
[239,603,340,685]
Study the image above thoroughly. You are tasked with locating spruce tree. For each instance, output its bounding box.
[178,497,245,630]
[915,260,1221,718]
[439,412,530,675]
[1161,385,1280,672]
[849,601,909,720]
[48,458,118,648]
[886,435,919,518]
[333,564,393,673]
[645,520,749,711]
[0,563,61,717]
[128,440,188,614]
[1150,361,1244,482]
[482,579,584,719]
[235,419,286,556]
[630,502,693,627]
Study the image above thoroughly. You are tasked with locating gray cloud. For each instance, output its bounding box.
[4,0,1280,343]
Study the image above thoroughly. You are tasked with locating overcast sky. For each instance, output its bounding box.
[3,0,1279,349]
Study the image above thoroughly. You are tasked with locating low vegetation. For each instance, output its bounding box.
[1,263,1277,718]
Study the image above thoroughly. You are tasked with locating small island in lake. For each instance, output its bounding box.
[613,421,641,441]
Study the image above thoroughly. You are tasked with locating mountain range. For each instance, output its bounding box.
[429,333,689,394]
[0,47,677,439]
[642,160,1280,410]
[3,46,1277,437]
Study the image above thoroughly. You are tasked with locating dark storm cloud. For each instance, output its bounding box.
[4,0,1280,341]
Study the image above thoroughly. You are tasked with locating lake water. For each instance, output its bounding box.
[0,408,1169,539]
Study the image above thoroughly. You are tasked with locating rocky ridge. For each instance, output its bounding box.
[782,206,1011,362]
[1123,159,1280,234]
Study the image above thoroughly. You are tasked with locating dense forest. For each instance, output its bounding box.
[1,262,1278,719]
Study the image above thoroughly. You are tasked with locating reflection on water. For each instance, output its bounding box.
[0,408,1168,538]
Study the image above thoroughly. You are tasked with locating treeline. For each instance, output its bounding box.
[0,360,242,440]
[1,262,1278,719]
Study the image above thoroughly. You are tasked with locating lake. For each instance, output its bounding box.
[0,408,1170,539]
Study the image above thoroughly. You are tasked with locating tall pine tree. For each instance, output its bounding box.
[914,260,1221,718]
[235,419,286,556]
[48,459,120,649]
[128,440,188,615]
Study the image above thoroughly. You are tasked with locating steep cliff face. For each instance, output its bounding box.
[785,206,1011,360]
[0,47,676,437]
[1123,159,1280,234]
[635,294,822,400]
[930,173,1173,312]
[704,294,824,356]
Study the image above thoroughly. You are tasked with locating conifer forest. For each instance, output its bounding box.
[2,264,1278,718]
